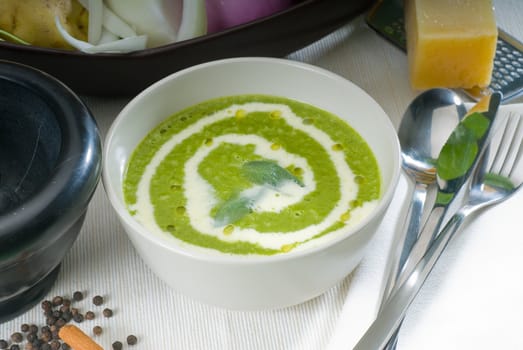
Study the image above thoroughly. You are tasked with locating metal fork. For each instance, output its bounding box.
[353,112,523,350]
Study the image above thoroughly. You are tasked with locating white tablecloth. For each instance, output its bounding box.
[2,1,523,349]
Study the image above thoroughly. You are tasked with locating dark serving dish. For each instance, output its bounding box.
[0,0,374,96]
[0,60,102,322]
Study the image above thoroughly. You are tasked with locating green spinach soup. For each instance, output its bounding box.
[123,95,381,256]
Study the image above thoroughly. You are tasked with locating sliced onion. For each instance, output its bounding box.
[55,15,146,53]
[87,0,103,43]
[55,15,94,51]
[177,0,207,42]
[77,0,137,39]
[102,5,137,39]
[57,0,206,53]
[97,29,119,44]
[105,0,181,47]
[83,35,147,53]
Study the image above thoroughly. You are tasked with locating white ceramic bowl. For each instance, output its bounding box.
[103,57,400,310]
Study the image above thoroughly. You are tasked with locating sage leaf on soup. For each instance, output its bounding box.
[242,160,304,187]
[214,195,253,226]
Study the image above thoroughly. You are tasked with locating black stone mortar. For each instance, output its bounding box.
[0,60,102,322]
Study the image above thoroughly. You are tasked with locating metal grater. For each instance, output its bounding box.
[480,30,523,101]
[366,0,523,102]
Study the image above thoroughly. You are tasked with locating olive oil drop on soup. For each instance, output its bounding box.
[123,95,381,256]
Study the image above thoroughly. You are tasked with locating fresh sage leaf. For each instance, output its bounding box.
[462,112,490,139]
[213,195,253,226]
[437,112,490,181]
[242,160,304,187]
[213,160,305,226]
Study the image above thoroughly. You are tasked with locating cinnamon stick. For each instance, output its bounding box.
[58,324,103,350]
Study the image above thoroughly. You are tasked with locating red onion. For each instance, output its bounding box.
[205,0,297,33]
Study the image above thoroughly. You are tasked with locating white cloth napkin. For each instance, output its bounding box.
[326,176,408,350]
[326,104,523,350]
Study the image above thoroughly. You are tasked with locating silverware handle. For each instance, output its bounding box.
[384,331,399,350]
[380,181,428,307]
[394,202,447,288]
[353,211,465,350]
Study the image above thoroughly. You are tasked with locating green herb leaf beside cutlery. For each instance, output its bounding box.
[436,112,490,182]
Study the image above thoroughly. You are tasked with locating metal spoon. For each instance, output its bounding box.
[380,88,466,304]
[379,89,466,349]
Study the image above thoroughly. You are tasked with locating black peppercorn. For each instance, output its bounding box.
[10,332,23,343]
[92,295,104,306]
[46,316,57,326]
[72,291,83,302]
[49,341,61,350]
[111,341,123,350]
[1,290,136,350]
[72,313,84,323]
[51,296,63,307]
[62,311,72,323]
[41,330,52,343]
[102,308,113,318]
[41,300,52,311]
[93,326,102,336]
[126,335,138,345]
[28,325,38,335]
[26,333,37,343]
[59,305,70,313]
[55,318,66,328]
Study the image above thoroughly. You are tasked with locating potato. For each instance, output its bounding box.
[0,0,88,49]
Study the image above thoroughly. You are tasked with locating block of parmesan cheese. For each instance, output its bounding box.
[405,0,498,90]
